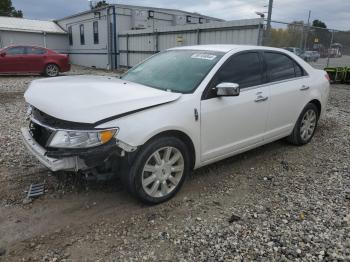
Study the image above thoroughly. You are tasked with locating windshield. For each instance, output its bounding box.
[121,50,224,93]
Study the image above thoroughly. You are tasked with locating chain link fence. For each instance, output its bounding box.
[263,20,350,72]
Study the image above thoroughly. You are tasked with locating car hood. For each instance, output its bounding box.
[24,75,181,124]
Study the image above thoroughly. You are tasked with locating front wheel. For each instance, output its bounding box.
[122,136,190,204]
[44,64,59,77]
[287,103,319,146]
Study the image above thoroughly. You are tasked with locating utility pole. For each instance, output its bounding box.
[326,30,334,67]
[265,0,273,45]
[303,10,311,51]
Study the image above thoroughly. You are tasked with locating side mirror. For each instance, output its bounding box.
[0,52,6,57]
[215,82,240,97]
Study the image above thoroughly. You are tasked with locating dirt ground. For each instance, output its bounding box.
[0,67,349,261]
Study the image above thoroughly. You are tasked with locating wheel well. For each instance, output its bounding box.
[309,99,321,116]
[148,130,196,170]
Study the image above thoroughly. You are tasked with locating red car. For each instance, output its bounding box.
[0,45,70,77]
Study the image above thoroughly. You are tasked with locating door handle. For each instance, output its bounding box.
[255,95,268,102]
[300,85,310,91]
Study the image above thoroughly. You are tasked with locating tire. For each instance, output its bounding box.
[122,136,191,204]
[44,64,59,77]
[287,103,319,146]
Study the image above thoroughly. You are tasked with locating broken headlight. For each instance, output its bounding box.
[48,129,118,149]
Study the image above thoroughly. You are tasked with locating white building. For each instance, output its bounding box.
[0,16,68,53]
[56,4,223,69]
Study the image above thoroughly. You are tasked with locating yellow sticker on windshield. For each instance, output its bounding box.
[191,53,217,60]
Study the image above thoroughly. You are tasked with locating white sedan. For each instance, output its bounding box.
[22,45,330,203]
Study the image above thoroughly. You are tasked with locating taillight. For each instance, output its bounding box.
[325,73,330,82]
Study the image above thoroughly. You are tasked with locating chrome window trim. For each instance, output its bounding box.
[240,75,310,93]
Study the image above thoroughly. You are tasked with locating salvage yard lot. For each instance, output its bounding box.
[0,66,349,261]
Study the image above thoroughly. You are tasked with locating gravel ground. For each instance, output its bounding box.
[0,65,118,93]
[0,67,349,261]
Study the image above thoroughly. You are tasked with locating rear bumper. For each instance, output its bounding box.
[21,127,85,172]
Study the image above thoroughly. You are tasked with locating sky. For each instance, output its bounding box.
[11,0,350,30]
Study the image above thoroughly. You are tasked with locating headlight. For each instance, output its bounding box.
[48,129,118,149]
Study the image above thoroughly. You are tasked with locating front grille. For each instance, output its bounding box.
[29,121,54,148]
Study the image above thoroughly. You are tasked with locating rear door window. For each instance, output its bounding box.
[6,47,25,55]
[264,52,304,82]
[26,47,47,55]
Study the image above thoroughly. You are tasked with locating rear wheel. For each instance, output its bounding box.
[45,64,59,77]
[122,136,190,204]
[287,103,319,145]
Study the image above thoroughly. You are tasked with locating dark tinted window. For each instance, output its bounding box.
[93,21,99,44]
[68,26,73,45]
[264,52,297,82]
[80,24,85,45]
[26,47,47,55]
[6,47,25,55]
[215,52,263,89]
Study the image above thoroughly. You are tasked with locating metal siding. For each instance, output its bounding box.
[45,34,69,53]
[0,30,68,52]
[57,5,224,69]
[119,53,126,67]
[68,53,109,69]
[57,6,262,69]
[117,18,263,67]
[116,15,132,32]
[119,35,127,50]
[0,31,43,47]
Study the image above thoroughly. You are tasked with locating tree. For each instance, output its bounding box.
[0,0,23,17]
[307,20,331,51]
[92,0,109,9]
[267,21,304,48]
[312,19,327,29]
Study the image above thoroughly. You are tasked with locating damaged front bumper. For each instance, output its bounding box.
[21,127,132,172]
[21,107,138,172]
[21,127,86,172]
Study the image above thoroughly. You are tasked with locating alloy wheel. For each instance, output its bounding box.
[300,109,317,141]
[142,146,184,198]
[46,64,59,77]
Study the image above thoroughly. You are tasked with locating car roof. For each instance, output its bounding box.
[169,44,316,73]
[169,44,292,54]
